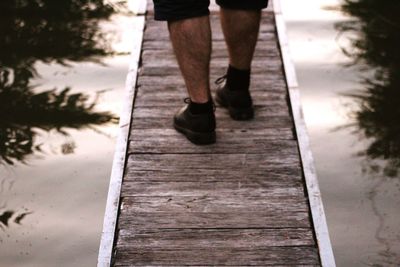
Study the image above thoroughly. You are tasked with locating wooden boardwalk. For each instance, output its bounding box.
[98,1,335,266]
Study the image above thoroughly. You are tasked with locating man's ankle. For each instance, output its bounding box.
[226,64,251,91]
[188,98,214,115]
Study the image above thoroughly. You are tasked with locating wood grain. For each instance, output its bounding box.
[131,103,290,119]
[128,131,297,154]
[120,195,309,213]
[117,211,312,230]
[137,75,287,90]
[117,228,315,248]
[113,246,319,266]
[110,5,321,266]
[130,115,293,129]
[134,90,288,107]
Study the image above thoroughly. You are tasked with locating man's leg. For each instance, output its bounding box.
[220,9,261,70]
[168,15,211,103]
[214,0,269,120]
[153,0,216,145]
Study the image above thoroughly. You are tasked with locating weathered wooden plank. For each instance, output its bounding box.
[123,170,302,186]
[136,83,287,95]
[131,104,290,120]
[134,90,287,107]
[144,54,278,63]
[121,180,305,198]
[128,129,297,154]
[142,58,282,68]
[134,88,286,98]
[120,195,308,213]
[130,107,292,132]
[129,125,293,137]
[130,115,293,130]
[125,159,301,184]
[140,49,280,61]
[128,140,298,154]
[117,210,311,229]
[118,197,311,229]
[125,168,301,183]
[140,64,282,77]
[117,228,315,248]
[141,38,278,48]
[137,75,287,90]
[113,246,320,266]
[142,40,279,52]
[130,127,293,141]
[142,49,281,61]
[126,152,300,169]
[142,56,282,66]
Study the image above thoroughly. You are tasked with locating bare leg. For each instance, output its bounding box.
[168,15,211,103]
[220,9,261,70]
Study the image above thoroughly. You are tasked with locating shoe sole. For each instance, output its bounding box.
[215,93,254,121]
[173,123,216,145]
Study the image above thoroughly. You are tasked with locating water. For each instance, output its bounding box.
[0,1,139,266]
[281,0,400,265]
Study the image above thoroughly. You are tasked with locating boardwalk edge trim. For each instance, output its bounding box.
[273,0,336,266]
[97,4,146,267]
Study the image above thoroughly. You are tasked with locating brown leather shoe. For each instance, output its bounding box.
[173,98,216,145]
[215,75,254,120]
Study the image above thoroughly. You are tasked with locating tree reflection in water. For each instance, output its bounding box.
[0,0,120,166]
[336,0,400,177]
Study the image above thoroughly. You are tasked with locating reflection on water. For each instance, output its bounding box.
[0,75,117,165]
[0,210,32,229]
[335,0,400,265]
[0,0,134,266]
[0,0,118,166]
[336,0,400,178]
[0,0,114,65]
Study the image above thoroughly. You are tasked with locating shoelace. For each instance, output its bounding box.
[184,97,216,112]
[214,74,227,85]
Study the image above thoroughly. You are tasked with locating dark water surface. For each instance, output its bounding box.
[281,0,400,265]
[0,1,138,266]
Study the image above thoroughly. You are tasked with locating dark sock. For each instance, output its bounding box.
[226,65,251,91]
[189,99,213,115]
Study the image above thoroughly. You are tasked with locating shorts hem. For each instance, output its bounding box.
[155,9,210,21]
[216,0,269,10]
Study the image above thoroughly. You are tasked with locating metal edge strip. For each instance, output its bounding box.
[272,0,336,266]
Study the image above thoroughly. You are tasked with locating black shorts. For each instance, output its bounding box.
[153,0,269,21]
